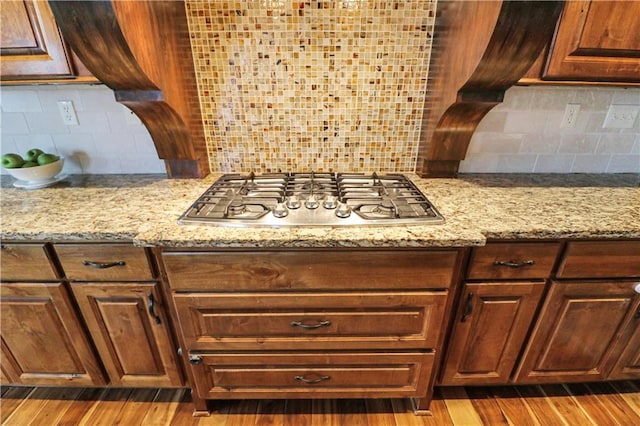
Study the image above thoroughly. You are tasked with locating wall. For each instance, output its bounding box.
[185,0,436,173]
[459,86,640,173]
[0,85,165,175]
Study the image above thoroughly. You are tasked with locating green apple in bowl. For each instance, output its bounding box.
[1,153,25,169]
[25,148,44,163]
[36,153,60,165]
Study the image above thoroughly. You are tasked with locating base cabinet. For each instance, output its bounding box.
[0,282,105,386]
[70,282,182,387]
[515,281,640,383]
[440,281,544,385]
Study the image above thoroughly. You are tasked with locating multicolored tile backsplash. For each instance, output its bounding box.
[185,0,436,173]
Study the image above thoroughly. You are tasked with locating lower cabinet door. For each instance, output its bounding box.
[439,282,544,385]
[70,282,182,387]
[607,297,640,380]
[515,281,638,383]
[187,352,434,400]
[0,282,105,386]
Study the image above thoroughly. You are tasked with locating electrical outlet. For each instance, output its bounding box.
[561,103,580,128]
[57,100,79,125]
[603,104,639,129]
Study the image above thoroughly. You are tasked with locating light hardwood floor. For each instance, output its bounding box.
[2,381,639,425]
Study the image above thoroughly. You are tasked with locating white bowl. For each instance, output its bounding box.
[3,158,64,182]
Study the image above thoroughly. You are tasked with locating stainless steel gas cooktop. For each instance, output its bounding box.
[178,172,444,227]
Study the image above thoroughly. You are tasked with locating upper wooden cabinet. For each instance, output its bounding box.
[0,1,96,83]
[522,0,640,84]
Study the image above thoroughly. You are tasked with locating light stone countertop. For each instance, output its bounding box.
[1,173,638,248]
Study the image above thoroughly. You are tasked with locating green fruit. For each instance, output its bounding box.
[22,161,39,168]
[1,153,25,169]
[36,153,59,165]
[25,148,44,162]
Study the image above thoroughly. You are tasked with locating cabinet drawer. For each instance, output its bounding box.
[467,242,560,280]
[55,244,154,281]
[188,352,434,400]
[173,291,447,350]
[557,241,640,279]
[0,243,58,281]
[162,250,458,291]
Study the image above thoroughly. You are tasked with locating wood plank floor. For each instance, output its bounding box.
[1,381,639,425]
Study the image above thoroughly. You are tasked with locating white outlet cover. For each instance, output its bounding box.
[603,104,639,129]
[57,100,79,126]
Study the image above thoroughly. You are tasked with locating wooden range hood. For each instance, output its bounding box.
[49,0,208,178]
[49,0,563,179]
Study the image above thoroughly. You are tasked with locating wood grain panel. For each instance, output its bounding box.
[0,243,59,281]
[467,242,560,280]
[55,244,153,281]
[70,282,182,387]
[440,282,544,385]
[556,240,640,278]
[173,291,447,351]
[188,352,434,400]
[515,281,637,383]
[0,282,105,386]
[162,250,458,291]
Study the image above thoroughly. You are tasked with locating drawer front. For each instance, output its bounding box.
[0,243,58,281]
[55,244,154,281]
[467,242,561,280]
[557,241,640,279]
[162,250,458,291]
[188,352,434,400]
[173,291,447,350]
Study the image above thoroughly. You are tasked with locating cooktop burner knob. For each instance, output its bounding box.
[286,195,301,209]
[323,195,338,209]
[305,194,320,209]
[335,202,351,218]
[273,202,289,218]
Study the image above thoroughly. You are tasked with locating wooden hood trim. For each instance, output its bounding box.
[48,0,208,178]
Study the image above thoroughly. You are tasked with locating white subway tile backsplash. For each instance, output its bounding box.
[76,86,124,112]
[519,134,561,154]
[495,154,537,173]
[529,88,574,110]
[571,155,610,173]
[35,87,84,113]
[558,134,599,154]
[467,133,522,154]
[607,154,640,173]
[504,111,548,133]
[596,134,636,154]
[69,112,111,134]
[1,113,29,134]
[533,154,575,173]
[0,90,42,112]
[476,111,507,132]
[24,112,71,134]
[573,88,614,111]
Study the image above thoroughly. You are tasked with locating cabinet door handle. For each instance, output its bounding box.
[82,260,126,269]
[147,293,162,324]
[290,320,331,329]
[294,375,330,384]
[461,292,474,322]
[493,260,535,268]
[189,355,203,365]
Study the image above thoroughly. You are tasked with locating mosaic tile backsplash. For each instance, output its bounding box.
[185,0,436,173]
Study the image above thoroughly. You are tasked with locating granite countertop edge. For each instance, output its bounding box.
[1,173,638,248]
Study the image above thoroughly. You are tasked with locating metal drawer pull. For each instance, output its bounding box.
[147,293,162,324]
[82,260,126,269]
[294,375,330,384]
[189,355,203,365]
[493,260,535,268]
[290,320,331,329]
[461,292,474,322]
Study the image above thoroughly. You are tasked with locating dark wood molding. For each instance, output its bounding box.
[417,0,564,178]
[48,0,209,178]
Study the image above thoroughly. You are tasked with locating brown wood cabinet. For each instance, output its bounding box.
[521,0,640,84]
[440,242,558,385]
[439,281,544,385]
[515,280,639,383]
[0,0,96,83]
[0,242,105,386]
[70,282,182,387]
[57,243,182,387]
[161,249,461,415]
